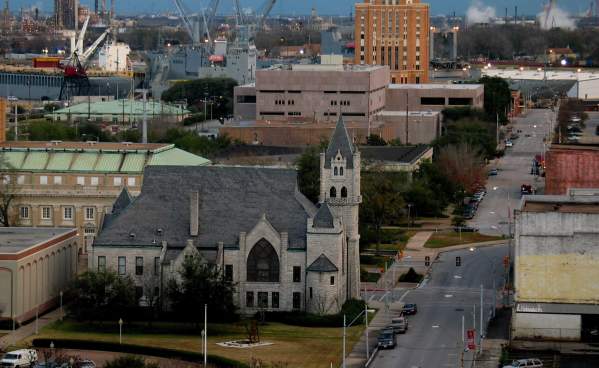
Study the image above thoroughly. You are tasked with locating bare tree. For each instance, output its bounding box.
[0,154,17,227]
[141,274,160,326]
[437,144,487,194]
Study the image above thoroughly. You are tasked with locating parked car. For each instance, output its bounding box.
[505,140,513,147]
[521,184,533,196]
[488,168,498,176]
[388,317,408,334]
[454,226,479,233]
[462,209,475,220]
[1,349,38,368]
[77,360,96,368]
[402,303,418,315]
[502,358,543,368]
[377,330,396,349]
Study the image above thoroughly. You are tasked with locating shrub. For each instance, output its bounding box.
[31,338,248,368]
[104,356,159,368]
[261,299,366,327]
[398,267,423,283]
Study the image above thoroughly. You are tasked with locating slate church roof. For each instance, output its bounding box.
[313,203,335,228]
[95,165,315,249]
[307,254,339,272]
[324,116,356,169]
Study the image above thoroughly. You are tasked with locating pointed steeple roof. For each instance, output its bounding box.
[313,203,335,228]
[325,116,355,169]
[307,254,339,272]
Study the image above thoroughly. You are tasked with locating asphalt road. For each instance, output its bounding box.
[470,109,554,236]
[371,244,508,368]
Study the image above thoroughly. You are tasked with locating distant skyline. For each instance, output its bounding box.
[8,1,592,17]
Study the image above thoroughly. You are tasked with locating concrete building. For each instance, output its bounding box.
[385,83,485,112]
[374,110,441,144]
[253,64,389,125]
[0,141,210,256]
[0,228,78,323]
[355,0,430,84]
[360,145,433,175]
[513,189,599,342]
[545,145,599,195]
[93,118,361,315]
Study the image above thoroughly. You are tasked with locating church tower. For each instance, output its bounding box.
[319,117,361,300]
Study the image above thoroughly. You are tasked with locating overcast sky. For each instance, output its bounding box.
[11,1,591,16]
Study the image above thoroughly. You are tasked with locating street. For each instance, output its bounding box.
[370,244,508,368]
[471,109,553,236]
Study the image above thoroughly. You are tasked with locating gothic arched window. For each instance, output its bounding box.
[247,239,279,282]
[340,167,344,176]
[330,187,337,198]
[334,167,338,176]
[341,187,348,198]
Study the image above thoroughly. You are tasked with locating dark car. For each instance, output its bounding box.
[377,330,396,349]
[488,168,498,176]
[402,303,418,315]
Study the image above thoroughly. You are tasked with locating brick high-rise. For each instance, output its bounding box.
[355,0,430,84]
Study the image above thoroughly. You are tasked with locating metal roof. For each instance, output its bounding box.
[0,142,210,173]
[47,99,189,117]
[0,228,76,255]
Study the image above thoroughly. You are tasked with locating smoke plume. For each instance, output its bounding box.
[466,1,496,25]
[538,4,576,30]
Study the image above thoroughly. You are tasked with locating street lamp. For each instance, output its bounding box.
[342,303,373,367]
[118,318,123,344]
[59,291,63,321]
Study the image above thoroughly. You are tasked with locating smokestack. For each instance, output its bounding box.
[505,7,508,23]
[94,0,98,14]
[515,6,518,24]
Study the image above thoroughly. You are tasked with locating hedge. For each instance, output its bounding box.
[30,338,248,368]
[259,299,366,328]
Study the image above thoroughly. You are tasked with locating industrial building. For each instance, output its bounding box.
[354,0,430,84]
[545,145,599,195]
[513,189,599,342]
[54,0,78,29]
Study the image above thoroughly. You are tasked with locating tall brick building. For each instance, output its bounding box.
[545,145,599,195]
[355,0,430,84]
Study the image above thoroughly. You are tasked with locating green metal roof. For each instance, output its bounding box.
[120,153,146,173]
[0,144,210,173]
[148,148,211,166]
[48,99,189,117]
[22,152,49,170]
[71,153,99,171]
[95,153,123,172]
[46,152,74,171]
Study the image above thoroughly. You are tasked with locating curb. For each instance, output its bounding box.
[364,346,379,367]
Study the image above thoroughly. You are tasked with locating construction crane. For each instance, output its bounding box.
[173,0,200,45]
[257,0,276,30]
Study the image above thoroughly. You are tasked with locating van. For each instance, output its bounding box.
[389,316,408,334]
[1,349,38,368]
[502,358,543,368]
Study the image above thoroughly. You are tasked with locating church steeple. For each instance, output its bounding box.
[324,116,356,169]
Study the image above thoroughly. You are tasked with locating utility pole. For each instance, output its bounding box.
[496,113,500,147]
[480,284,484,353]
[204,304,207,366]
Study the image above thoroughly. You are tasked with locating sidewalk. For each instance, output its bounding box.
[0,308,61,351]
[345,300,402,368]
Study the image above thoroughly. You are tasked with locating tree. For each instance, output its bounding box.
[167,255,237,324]
[295,146,320,204]
[437,144,487,195]
[0,154,17,227]
[479,76,512,122]
[366,134,387,146]
[104,356,159,368]
[360,167,406,254]
[66,270,137,322]
[141,274,160,326]
[161,77,238,119]
[433,114,497,160]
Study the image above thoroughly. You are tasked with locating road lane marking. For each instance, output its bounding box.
[432,325,440,328]
[444,294,453,298]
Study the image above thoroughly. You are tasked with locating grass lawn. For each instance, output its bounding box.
[424,232,504,248]
[20,319,366,368]
[362,229,416,252]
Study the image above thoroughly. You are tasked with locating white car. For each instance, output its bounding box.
[503,358,543,368]
[1,349,38,368]
[505,140,514,147]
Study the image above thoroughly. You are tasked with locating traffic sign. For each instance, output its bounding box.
[467,329,476,350]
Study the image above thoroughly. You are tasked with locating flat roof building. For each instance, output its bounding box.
[0,228,78,323]
[385,83,485,112]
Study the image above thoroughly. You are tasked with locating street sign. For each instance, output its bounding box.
[467,329,476,350]
[456,256,461,267]
[425,256,430,266]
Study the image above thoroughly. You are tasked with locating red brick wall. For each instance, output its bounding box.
[545,148,599,195]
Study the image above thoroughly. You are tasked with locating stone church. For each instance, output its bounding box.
[92,118,361,315]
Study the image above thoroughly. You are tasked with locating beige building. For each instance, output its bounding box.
[252,64,390,125]
[0,228,78,323]
[513,189,599,342]
[355,0,430,84]
[385,83,485,111]
[0,141,210,260]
